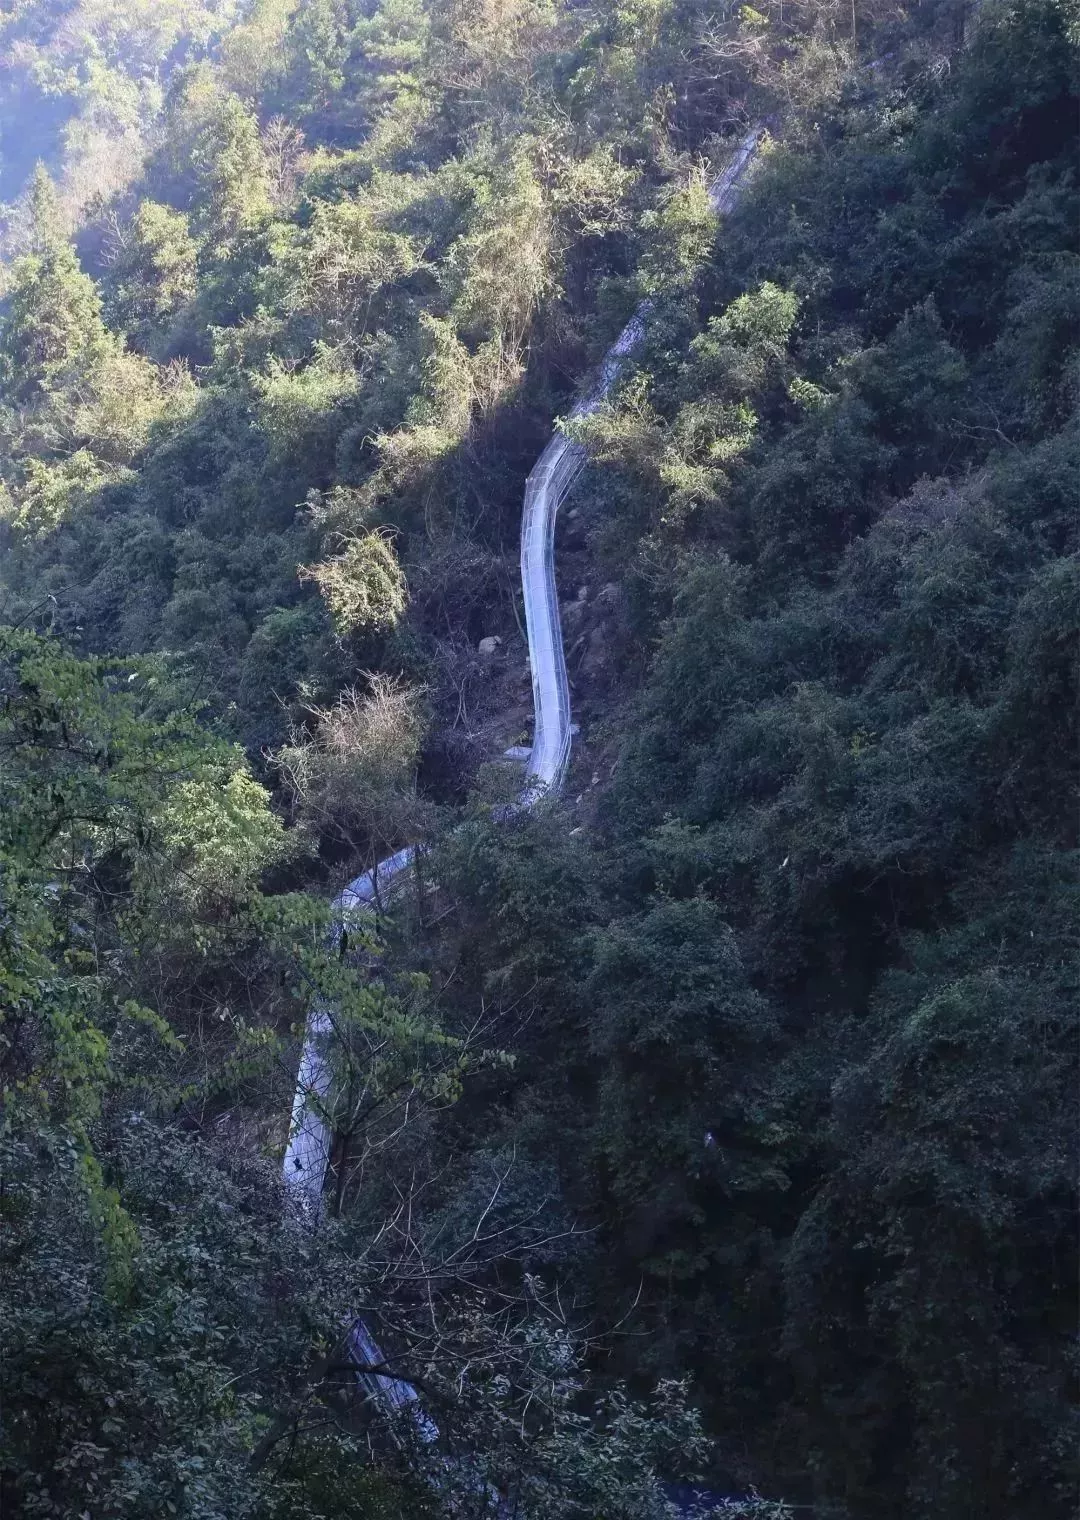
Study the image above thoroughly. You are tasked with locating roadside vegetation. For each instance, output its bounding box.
[0,0,1076,1515]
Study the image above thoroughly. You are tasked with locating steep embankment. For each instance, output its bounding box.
[410,8,1079,1515]
[0,2,1076,1516]
[282,128,764,1209]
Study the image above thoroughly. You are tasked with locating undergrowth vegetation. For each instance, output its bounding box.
[0,0,1076,1515]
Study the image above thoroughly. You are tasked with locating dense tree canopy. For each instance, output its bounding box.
[0,0,1076,1516]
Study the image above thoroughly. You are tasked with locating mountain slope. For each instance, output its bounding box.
[0,1,1076,1516]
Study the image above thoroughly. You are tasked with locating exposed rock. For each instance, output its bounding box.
[563,598,587,631]
[478,635,503,658]
[560,514,587,548]
[580,623,608,674]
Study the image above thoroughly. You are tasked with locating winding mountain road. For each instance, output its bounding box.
[280,126,763,1422]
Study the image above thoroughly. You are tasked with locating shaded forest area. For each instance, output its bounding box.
[0,0,1077,1517]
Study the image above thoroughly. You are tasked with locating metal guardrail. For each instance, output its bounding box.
[281,127,764,1428]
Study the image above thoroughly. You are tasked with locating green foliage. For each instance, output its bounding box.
[0,626,283,1136]
[0,628,702,1515]
[0,1118,418,1519]
[408,6,1078,1517]
[302,530,407,635]
[638,174,721,300]
[103,199,199,351]
[274,675,427,855]
[0,213,110,406]
[0,0,1077,1515]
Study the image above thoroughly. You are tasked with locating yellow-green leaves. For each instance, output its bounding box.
[79,1151,140,1305]
[2,449,115,538]
[410,312,474,438]
[103,199,198,347]
[274,675,426,850]
[0,201,196,536]
[152,768,287,914]
[548,143,638,238]
[0,240,111,408]
[686,281,799,394]
[266,191,424,344]
[442,148,554,406]
[252,343,361,463]
[0,626,288,1149]
[638,172,718,298]
[300,530,407,636]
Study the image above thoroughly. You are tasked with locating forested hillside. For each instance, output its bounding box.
[1,1,1077,1517]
